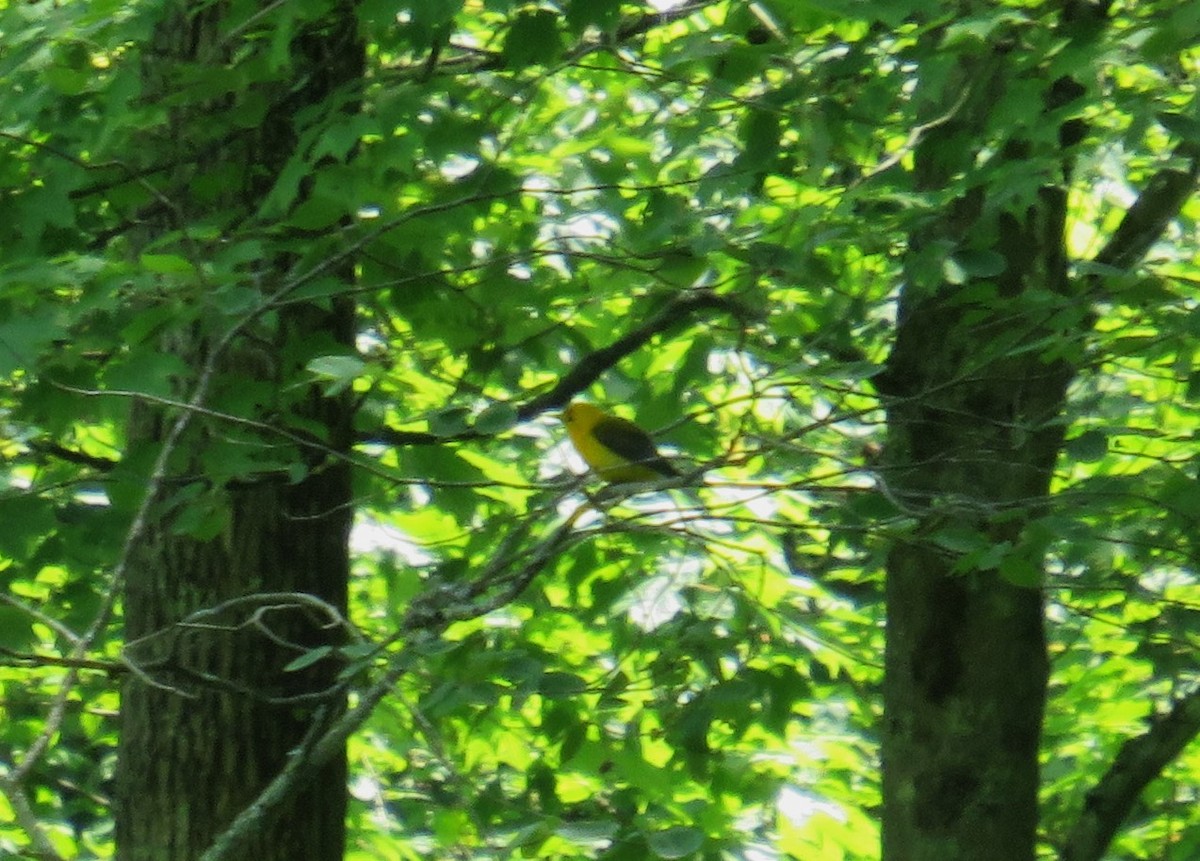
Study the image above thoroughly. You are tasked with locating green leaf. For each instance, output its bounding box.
[0,308,64,376]
[283,645,333,672]
[1161,468,1200,519]
[507,821,551,849]
[169,491,231,541]
[502,10,562,68]
[287,193,346,230]
[942,255,969,285]
[647,826,704,859]
[337,642,377,663]
[1065,429,1107,463]
[0,606,36,651]
[999,553,1042,588]
[139,253,197,275]
[740,108,781,162]
[556,819,619,845]
[565,0,620,34]
[538,671,588,698]
[1188,369,1200,403]
[473,401,518,434]
[428,407,471,437]
[1156,111,1200,143]
[954,248,1007,277]
[102,350,191,399]
[931,525,990,554]
[307,354,367,396]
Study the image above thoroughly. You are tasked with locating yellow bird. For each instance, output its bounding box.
[561,402,679,484]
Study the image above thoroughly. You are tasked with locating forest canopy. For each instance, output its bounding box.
[1,1,1198,859]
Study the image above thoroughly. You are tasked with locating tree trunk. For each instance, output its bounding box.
[876,26,1084,860]
[879,279,1075,858]
[117,470,354,861]
[879,272,1073,861]
[115,2,362,859]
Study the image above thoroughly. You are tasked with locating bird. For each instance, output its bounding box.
[561,402,679,484]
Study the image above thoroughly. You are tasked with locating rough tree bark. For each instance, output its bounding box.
[114,2,363,859]
[876,18,1082,861]
[877,3,1200,858]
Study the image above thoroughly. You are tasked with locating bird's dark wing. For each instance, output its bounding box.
[592,416,678,477]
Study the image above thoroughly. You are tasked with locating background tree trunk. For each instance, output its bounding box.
[114,3,363,859]
[876,27,1082,861]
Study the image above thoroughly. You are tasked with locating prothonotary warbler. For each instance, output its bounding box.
[562,402,679,484]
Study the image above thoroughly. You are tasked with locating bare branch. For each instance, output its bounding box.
[0,648,122,674]
[0,594,83,647]
[26,440,118,472]
[0,768,65,861]
[121,592,365,703]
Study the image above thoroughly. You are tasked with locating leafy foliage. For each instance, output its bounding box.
[0,0,1198,859]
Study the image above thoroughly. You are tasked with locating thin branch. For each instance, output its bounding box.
[0,130,118,173]
[0,769,64,861]
[0,648,122,675]
[194,645,408,861]
[1060,687,1200,861]
[26,440,118,472]
[367,288,752,448]
[854,85,973,186]
[0,594,83,647]
[120,592,365,703]
[517,289,753,417]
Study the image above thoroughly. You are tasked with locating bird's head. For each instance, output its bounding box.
[561,401,603,430]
